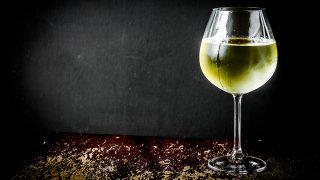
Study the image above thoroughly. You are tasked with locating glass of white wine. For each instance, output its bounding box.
[199,7,277,174]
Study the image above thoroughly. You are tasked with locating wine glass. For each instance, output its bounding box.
[199,7,277,174]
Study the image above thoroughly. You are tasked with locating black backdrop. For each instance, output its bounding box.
[3,0,318,177]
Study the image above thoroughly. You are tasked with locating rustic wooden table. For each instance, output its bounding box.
[12,133,319,179]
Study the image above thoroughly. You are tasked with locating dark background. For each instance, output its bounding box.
[3,0,317,178]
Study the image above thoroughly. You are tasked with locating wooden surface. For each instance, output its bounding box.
[12,133,319,179]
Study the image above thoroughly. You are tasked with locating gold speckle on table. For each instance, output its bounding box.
[12,133,314,179]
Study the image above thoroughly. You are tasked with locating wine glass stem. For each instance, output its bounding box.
[230,94,244,163]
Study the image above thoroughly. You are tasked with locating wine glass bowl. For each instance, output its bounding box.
[199,7,277,174]
[200,37,277,94]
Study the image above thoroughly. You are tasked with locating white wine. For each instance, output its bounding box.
[199,37,277,94]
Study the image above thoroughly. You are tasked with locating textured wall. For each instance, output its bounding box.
[5,0,316,145]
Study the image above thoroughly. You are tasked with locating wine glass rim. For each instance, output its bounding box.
[213,7,265,12]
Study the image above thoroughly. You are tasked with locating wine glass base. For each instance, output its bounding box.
[208,156,266,175]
